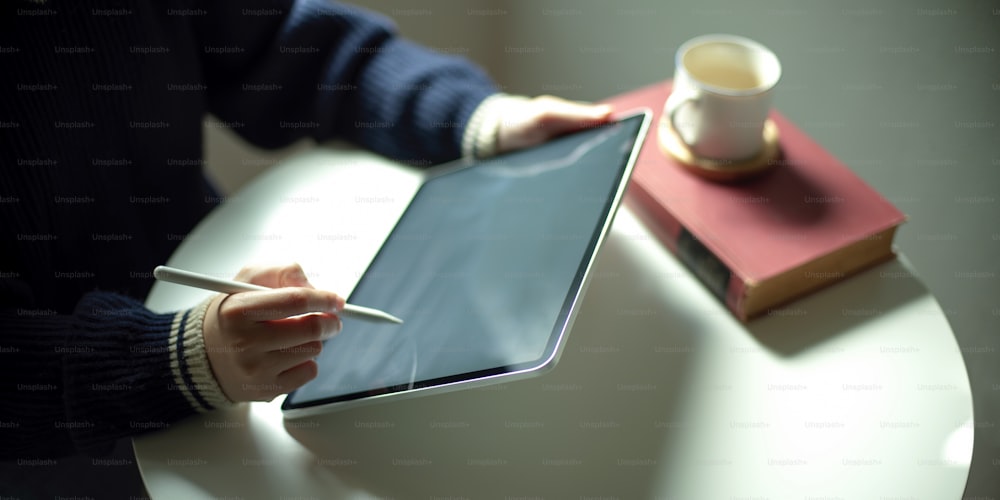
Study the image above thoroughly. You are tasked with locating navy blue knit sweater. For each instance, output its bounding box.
[0,0,497,457]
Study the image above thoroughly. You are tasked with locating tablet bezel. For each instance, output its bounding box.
[282,109,651,418]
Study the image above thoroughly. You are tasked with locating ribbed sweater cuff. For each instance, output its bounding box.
[462,93,530,159]
[65,292,204,455]
[169,297,235,411]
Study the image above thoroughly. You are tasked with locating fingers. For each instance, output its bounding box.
[531,96,613,137]
[536,95,613,124]
[271,340,324,375]
[496,95,614,154]
[218,288,343,353]
[201,263,348,403]
[275,360,320,397]
[241,358,320,402]
[222,287,343,322]
[251,312,343,352]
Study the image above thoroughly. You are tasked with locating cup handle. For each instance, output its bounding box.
[666,90,701,148]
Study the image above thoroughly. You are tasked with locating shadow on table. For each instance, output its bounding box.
[285,227,702,499]
[746,256,929,356]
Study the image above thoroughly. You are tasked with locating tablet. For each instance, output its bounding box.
[282,109,651,417]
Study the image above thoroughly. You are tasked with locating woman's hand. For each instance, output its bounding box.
[201,263,345,402]
[495,95,613,154]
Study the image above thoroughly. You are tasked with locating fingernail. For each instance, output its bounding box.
[320,316,342,340]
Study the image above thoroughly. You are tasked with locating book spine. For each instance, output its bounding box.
[625,188,748,320]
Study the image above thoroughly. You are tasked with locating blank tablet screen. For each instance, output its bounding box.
[283,112,648,412]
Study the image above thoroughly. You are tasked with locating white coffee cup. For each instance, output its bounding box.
[665,34,781,161]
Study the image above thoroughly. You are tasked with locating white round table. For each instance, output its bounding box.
[137,146,974,499]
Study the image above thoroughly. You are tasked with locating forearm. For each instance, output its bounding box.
[201,0,498,163]
[0,292,230,458]
[330,35,498,163]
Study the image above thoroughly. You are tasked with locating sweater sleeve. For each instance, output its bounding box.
[196,0,499,164]
[0,292,232,458]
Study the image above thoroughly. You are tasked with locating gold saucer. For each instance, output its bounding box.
[658,115,781,182]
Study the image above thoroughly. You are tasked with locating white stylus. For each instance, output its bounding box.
[153,265,403,325]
